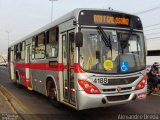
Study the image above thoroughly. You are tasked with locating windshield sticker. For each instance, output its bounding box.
[120,61,129,72]
[103,60,113,71]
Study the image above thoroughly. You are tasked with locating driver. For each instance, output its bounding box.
[148,62,160,88]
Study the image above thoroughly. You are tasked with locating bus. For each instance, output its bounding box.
[8,8,147,110]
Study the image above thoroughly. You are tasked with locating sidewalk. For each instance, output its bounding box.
[0,90,16,114]
[0,90,19,120]
[0,84,40,120]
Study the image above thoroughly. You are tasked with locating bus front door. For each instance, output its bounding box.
[62,30,76,105]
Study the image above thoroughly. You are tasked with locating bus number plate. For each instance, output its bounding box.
[93,78,108,84]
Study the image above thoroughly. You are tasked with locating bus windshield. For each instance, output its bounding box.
[79,28,145,74]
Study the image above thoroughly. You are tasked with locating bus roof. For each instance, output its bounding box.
[9,8,138,48]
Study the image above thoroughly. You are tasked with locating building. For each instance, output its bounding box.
[146,39,160,65]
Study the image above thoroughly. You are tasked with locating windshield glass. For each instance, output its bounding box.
[79,28,145,74]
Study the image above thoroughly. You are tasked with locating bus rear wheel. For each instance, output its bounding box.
[15,72,22,88]
[47,80,61,107]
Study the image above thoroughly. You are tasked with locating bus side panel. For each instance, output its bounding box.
[31,65,47,94]
[30,65,59,96]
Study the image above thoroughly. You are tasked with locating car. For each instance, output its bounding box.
[0,62,8,66]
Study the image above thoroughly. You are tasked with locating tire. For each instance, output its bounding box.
[46,80,61,107]
[15,72,23,88]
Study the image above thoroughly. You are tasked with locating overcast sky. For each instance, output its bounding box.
[0,0,160,55]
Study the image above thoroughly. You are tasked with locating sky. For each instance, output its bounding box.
[0,0,160,55]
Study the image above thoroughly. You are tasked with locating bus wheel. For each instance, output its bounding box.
[47,80,61,107]
[16,72,22,88]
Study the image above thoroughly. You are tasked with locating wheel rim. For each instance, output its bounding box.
[50,88,57,100]
[47,81,57,100]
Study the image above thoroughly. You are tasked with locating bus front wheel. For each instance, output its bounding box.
[46,80,61,107]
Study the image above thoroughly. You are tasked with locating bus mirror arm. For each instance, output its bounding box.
[75,32,83,47]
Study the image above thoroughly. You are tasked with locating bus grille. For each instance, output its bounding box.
[102,77,138,86]
[107,94,130,102]
[102,87,132,92]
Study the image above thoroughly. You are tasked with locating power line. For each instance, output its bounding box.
[144,27,160,32]
[145,32,160,35]
[144,23,160,28]
[146,36,160,40]
[135,6,160,15]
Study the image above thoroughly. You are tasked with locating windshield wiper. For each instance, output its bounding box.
[97,26,112,56]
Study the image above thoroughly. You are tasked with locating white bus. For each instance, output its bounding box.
[8,8,147,110]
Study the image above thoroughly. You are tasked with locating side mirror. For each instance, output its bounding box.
[75,32,83,47]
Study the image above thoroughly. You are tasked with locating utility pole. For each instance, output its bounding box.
[49,0,58,22]
[5,31,10,48]
[5,31,10,63]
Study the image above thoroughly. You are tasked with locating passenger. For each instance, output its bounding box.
[148,62,160,89]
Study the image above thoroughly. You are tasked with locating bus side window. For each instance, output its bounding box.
[46,28,58,58]
[32,37,36,59]
[8,48,10,62]
[17,43,22,60]
[14,44,21,61]
[14,45,17,60]
[21,42,25,60]
[35,33,45,59]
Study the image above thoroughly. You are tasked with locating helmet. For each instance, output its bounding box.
[153,62,159,69]
[153,62,159,66]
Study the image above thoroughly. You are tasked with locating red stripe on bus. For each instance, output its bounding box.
[15,63,63,71]
[26,78,32,87]
[16,63,30,68]
[74,63,85,73]
[14,63,85,73]
[17,68,32,88]
[17,68,31,87]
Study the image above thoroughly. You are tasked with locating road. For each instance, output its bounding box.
[0,66,160,120]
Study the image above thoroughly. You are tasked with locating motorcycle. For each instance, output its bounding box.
[147,81,155,95]
[147,75,160,95]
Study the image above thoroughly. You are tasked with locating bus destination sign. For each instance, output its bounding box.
[78,10,143,30]
[93,15,129,26]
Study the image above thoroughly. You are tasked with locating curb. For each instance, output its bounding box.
[0,84,41,120]
[0,90,17,114]
[0,87,21,120]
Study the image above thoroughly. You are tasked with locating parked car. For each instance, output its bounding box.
[0,62,8,66]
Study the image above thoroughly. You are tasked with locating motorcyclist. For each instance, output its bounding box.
[147,62,160,88]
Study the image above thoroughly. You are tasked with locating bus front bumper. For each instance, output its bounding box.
[77,87,147,110]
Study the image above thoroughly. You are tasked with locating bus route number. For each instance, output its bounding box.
[93,78,108,84]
